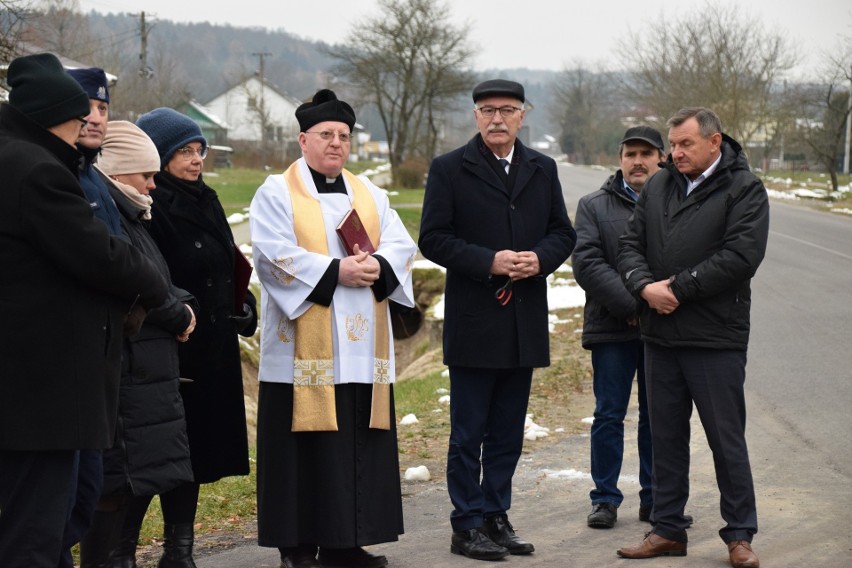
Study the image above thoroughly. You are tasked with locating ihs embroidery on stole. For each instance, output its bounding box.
[345,313,370,342]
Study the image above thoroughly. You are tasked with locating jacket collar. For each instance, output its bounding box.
[461,134,538,197]
[153,170,234,250]
[0,103,83,174]
[601,170,639,203]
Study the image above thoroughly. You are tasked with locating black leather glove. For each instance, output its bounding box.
[230,303,254,334]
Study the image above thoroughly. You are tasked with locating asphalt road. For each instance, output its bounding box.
[209,164,852,567]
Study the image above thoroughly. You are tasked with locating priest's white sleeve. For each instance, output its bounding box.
[249,173,333,320]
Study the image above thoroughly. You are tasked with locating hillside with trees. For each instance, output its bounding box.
[3,0,850,188]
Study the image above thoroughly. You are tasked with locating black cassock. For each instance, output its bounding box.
[256,382,404,548]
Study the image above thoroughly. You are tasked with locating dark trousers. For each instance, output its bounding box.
[589,340,652,507]
[59,449,103,568]
[0,449,76,567]
[645,344,757,544]
[446,366,532,532]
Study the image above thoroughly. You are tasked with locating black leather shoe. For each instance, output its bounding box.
[587,502,617,528]
[482,514,535,555]
[317,547,387,568]
[280,544,318,568]
[451,528,509,561]
[638,505,694,527]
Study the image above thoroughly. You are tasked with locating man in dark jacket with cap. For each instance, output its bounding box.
[67,66,121,233]
[419,79,575,561]
[616,108,767,568]
[572,126,666,529]
[0,53,169,568]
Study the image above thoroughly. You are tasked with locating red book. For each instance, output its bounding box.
[233,245,253,314]
[336,208,376,255]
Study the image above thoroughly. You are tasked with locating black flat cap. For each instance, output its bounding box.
[620,126,665,152]
[472,79,524,103]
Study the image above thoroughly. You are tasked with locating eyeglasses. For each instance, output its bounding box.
[305,130,352,143]
[75,116,88,130]
[174,146,208,160]
[476,106,523,118]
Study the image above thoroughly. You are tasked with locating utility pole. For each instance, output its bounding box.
[844,64,851,175]
[252,51,272,142]
[138,12,153,79]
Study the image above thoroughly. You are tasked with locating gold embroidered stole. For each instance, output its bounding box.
[285,163,391,431]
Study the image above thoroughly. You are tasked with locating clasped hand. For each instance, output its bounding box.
[641,279,680,315]
[491,249,540,281]
[177,304,196,342]
[339,244,380,287]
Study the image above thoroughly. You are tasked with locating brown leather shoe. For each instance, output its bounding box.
[728,540,759,568]
[617,532,687,558]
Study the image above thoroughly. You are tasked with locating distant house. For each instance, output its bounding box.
[204,76,302,144]
[177,99,229,146]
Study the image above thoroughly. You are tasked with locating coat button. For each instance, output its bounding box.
[510,203,516,210]
[207,279,213,287]
[194,241,202,248]
[210,314,217,323]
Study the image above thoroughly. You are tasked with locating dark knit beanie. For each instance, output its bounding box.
[295,89,356,132]
[67,67,110,103]
[135,107,207,167]
[7,53,90,129]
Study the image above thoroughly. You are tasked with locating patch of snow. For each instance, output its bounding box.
[544,468,592,480]
[524,414,550,441]
[227,212,249,225]
[404,465,431,481]
[399,413,419,425]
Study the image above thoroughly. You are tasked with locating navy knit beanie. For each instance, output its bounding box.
[135,107,207,167]
[7,53,90,129]
[67,67,110,103]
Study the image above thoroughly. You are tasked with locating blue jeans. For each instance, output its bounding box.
[589,340,651,507]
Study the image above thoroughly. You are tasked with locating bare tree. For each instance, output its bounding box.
[111,48,191,119]
[326,0,475,185]
[24,0,93,61]
[789,50,852,191]
[1,0,27,64]
[551,63,624,165]
[619,2,796,147]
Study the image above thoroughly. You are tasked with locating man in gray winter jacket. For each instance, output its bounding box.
[572,126,665,530]
[616,108,767,568]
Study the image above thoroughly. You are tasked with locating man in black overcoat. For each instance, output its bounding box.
[419,79,576,561]
[0,53,168,568]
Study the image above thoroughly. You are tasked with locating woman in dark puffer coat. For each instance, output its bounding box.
[78,121,197,568]
[136,108,258,568]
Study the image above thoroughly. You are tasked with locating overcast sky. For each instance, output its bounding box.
[76,0,850,79]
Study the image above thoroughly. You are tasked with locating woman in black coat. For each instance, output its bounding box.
[136,108,257,568]
[77,121,197,567]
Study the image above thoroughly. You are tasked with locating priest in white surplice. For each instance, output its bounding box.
[250,89,417,568]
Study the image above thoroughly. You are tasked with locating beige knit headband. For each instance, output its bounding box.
[98,120,161,176]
